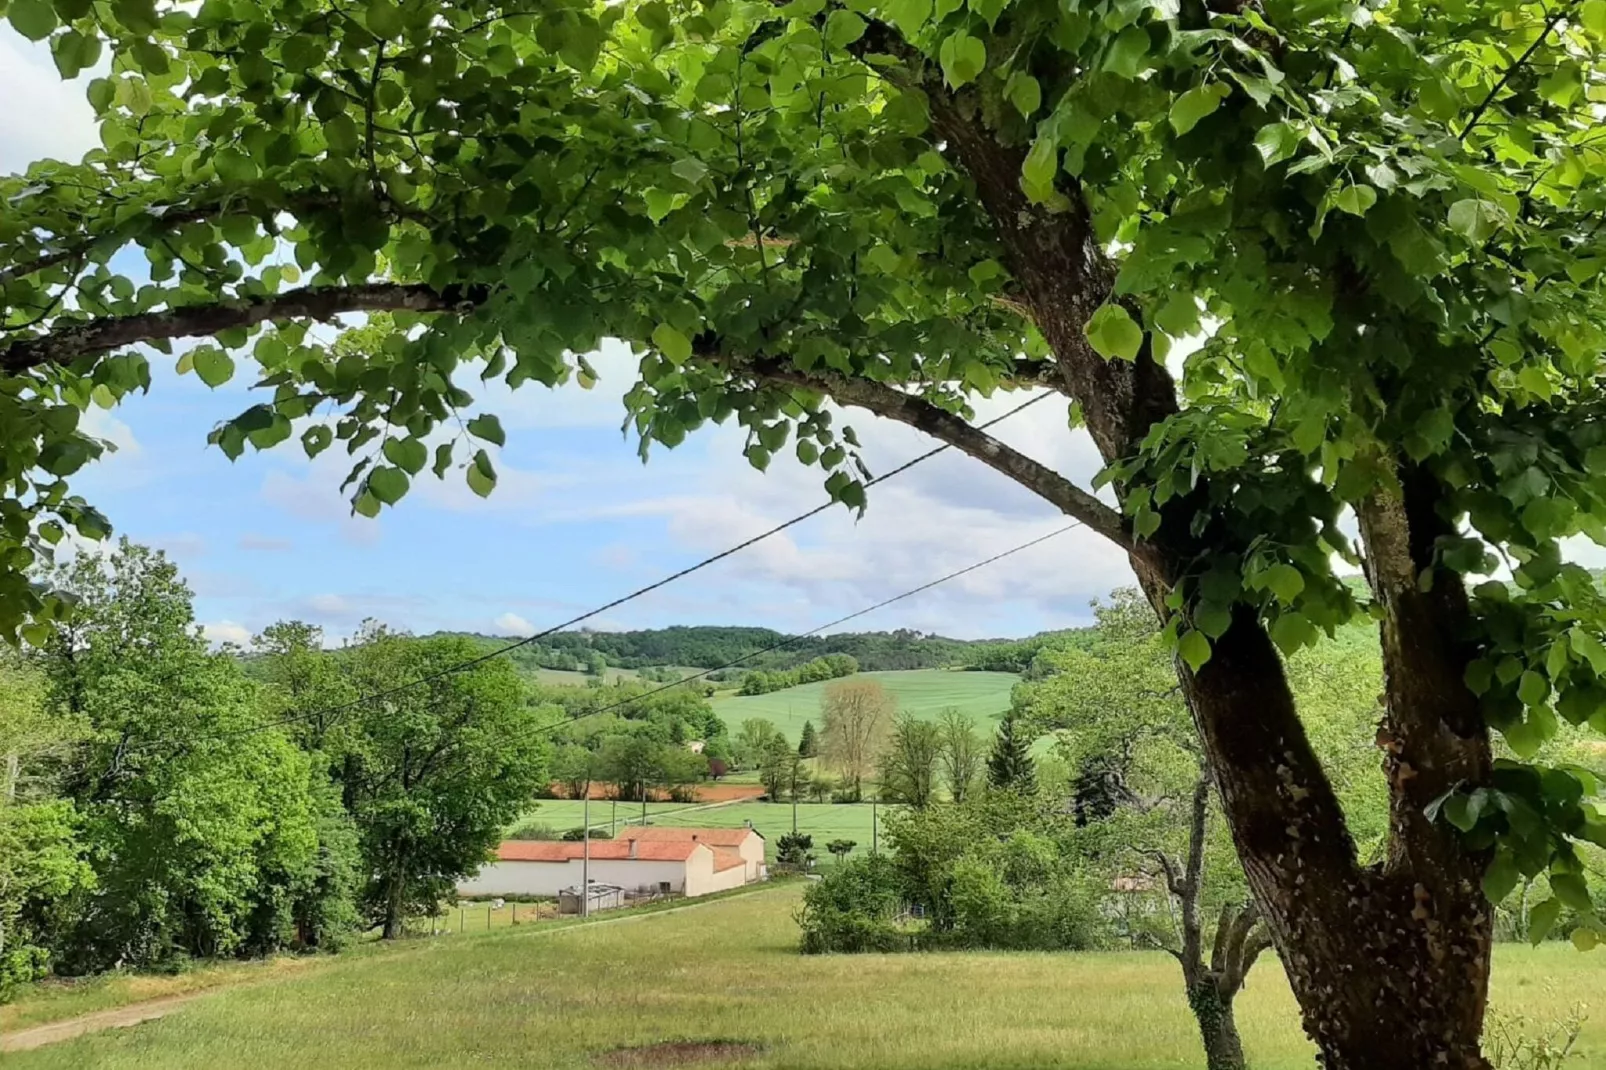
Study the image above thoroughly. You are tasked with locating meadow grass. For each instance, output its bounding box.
[510,799,692,835]
[655,801,886,861]
[711,669,1019,743]
[8,885,1603,1070]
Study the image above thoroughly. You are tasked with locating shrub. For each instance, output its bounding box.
[797,855,907,954]
[560,827,612,841]
[507,823,558,841]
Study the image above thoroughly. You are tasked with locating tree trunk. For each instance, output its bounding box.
[1188,980,1246,1070]
[820,51,1499,1070]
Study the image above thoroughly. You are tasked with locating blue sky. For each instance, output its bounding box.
[3,28,1139,646]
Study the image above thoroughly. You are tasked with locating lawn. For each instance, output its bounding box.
[656,801,887,862]
[712,669,1019,744]
[509,799,691,836]
[8,885,1602,1069]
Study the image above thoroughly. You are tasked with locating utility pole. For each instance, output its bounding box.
[872,797,878,855]
[581,790,590,919]
[611,797,617,836]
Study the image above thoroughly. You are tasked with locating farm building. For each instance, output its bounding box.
[457,828,762,899]
[611,825,767,883]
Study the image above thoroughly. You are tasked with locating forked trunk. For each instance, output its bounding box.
[1188,981,1246,1070]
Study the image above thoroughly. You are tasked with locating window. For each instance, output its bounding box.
[659,882,671,894]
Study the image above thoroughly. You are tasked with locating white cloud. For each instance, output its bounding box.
[260,468,383,546]
[0,28,99,173]
[308,593,349,615]
[494,612,536,636]
[196,620,252,647]
[151,532,207,559]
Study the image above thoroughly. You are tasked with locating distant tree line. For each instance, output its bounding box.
[738,654,858,695]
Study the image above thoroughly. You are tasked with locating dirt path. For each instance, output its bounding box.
[0,884,787,1055]
[0,994,206,1054]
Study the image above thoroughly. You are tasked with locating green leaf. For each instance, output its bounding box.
[1584,0,1606,38]
[1103,26,1148,79]
[1178,628,1211,672]
[1570,627,1606,675]
[1005,72,1041,118]
[1253,123,1300,167]
[824,9,866,48]
[1448,199,1504,244]
[8,0,56,40]
[467,449,496,497]
[653,324,693,365]
[193,347,235,388]
[1269,612,1317,655]
[1084,305,1143,361]
[1572,926,1600,951]
[353,491,381,519]
[882,0,931,32]
[367,466,409,506]
[938,32,985,88]
[383,437,428,475]
[1170,82,1229,136]
[1529,897,1562,945]
[1443,792,1480,832]
[302,425,333,459]
[1332,183,1378,218]
[1483,851,1520,904]
[1518,669,1549,708]
[51,30,101,78]
[1020,136,1059,202]
[670,157,708,184]
[1551,873,1593,912]
[466,414,506,447]
[1264,563,1305,604]
[367,0,402,37]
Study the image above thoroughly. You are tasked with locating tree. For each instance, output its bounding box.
[827,839,857,862]
[36,543,345,967]
[820,680,895,799]
[586,652,607,677]
[798,720,820,759]
[735,718,782,769]
[13,3,1606,1060]
[757,731,795,800]
[1016,590,1272,1069]
[551,744,598,802]
[777,832,814,867]
[339,630,548,939]
[986,715,1037,795]
[879,714,942,809]
[936,709,983,803]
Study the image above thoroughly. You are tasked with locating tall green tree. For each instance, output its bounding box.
[936,708,983,803]
[37,543,339,968]
[798,720,820,759]
[879,714,943,809]
[986,715,1037,795]
[735,718,782,769]
[757,730,795,800]
[12,1,1606,1060]
[338,629,548,939]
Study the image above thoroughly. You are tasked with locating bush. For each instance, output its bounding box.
[560,827,612,841]
[507,823,558,841]
[776,832,814,866]
[798,855,908,954]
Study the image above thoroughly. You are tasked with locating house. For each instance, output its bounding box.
[612,825,767,883]
[457,828,760,900]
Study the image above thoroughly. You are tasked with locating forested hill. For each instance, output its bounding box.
[433,625,1089,674]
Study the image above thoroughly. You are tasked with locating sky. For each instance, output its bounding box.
[3,28,1136,647]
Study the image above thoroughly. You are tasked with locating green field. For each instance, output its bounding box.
[509,799,691,835]
[8,886,1603,1069]
[654,801,885,862]
[712,669,1019,743]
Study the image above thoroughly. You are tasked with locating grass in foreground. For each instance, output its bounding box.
[10,886,1603,1070]
[711,669,1019,743]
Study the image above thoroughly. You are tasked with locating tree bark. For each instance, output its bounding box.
[882,46,1495,1070]
[1188,980,1247,1070]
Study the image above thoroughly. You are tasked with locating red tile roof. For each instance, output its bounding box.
[495,840,701,863]
[711,848,745,873]
[614,826,762,847]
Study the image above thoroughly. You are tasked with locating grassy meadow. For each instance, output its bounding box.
[712,669,1019,743]
[511,799,886,862]
[8,885,1604,1069]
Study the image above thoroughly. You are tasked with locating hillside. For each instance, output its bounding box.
[436,623,1094,679]
[710,669,1020,742]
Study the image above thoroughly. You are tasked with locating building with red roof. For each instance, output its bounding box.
[457,827,763,900]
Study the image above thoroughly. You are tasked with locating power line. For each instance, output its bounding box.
[530,520,1082,739]
[127,390,1057,751]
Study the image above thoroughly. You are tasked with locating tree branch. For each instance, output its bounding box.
[744,356,1129,547]
[0,282,488,374]
[1460,4,1574,141]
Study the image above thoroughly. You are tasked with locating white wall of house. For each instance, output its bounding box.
[456,856,694,898]
[732,836,766,882]
[684,850,749,897]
